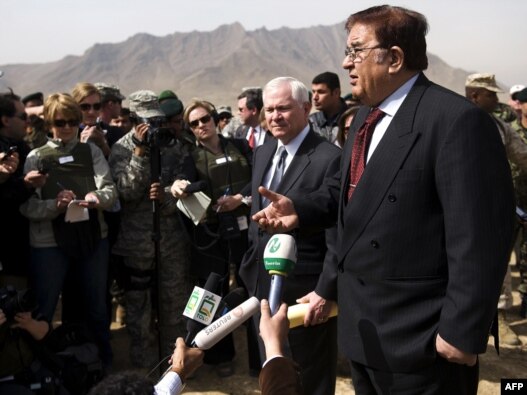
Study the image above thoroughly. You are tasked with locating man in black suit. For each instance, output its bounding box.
[239,76,341,395]
[233,88,272,148]
[253,6,515,395]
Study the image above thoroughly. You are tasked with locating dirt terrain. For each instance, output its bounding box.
[111,267,527,395]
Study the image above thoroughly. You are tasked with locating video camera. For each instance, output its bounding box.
[139,116,175,148]
[0,286,37,321]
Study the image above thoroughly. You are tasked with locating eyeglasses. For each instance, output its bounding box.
[53,119,80,128]
[188,114,212,129]
[344,45,384,62]
[14,112,28,121]
[79,103,102,112]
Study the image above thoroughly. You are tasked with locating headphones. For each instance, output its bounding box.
[202,100,220,125]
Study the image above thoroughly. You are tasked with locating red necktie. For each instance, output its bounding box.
[248,127,256,149]
[347,108,385,201]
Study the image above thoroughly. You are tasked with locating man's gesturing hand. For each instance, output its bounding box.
[252,186,299,234]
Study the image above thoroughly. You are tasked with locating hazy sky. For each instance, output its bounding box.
[1,0,525,87]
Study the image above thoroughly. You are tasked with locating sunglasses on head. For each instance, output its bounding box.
[53,119,79,128]
[79,103,102,111]
[188,114,212,128]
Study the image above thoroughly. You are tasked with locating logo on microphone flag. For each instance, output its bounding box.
[263,234,297,275]
[184,286,221,325]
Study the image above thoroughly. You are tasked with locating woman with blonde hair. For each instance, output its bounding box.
[20,93,117,366]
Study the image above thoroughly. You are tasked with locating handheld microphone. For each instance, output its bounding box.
[192,297,260,350]
[183,272,222,346]
[263,234,297,315]
[287,303,339,328]
[214,287,247,319]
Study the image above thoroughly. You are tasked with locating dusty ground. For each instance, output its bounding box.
[110,266,527,395]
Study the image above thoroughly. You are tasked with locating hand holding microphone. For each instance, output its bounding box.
[263,234,297,315]
[259,299,289,360]
[192,296,260,350]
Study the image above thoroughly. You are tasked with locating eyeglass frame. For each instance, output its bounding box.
[344,45,385,62]
[188,114,212,129]
[53,119,80,128]
[79,102,102,112]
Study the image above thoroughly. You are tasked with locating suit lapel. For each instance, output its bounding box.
[338,107,369,227]
[337,74,430,262]
[276,130,318,195]
[253,140,278,210]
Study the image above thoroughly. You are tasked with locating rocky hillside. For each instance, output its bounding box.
[1,22,473,107]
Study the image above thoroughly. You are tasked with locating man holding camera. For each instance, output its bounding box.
[108,91,195,368]
[0,91,46,289]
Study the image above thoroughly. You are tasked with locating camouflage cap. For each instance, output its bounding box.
[217,105,232,116]
[160,97,184,117]
[515,88,527,103]
[465,73,502,93]
[128,90,164,118]
[94,82,126,102]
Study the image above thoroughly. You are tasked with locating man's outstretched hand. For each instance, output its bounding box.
[252,187,299,234]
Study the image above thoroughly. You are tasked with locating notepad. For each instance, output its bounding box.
[176,192,211,225]
[65,200,90,223]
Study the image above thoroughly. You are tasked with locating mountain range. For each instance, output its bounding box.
[1,22,474,108]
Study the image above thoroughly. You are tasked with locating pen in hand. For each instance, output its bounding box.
[216,187,231,213]
[56,182,77,200]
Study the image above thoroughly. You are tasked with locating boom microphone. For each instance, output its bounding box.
[192,297,260,350]
[184,272,222,346]
[287,303,339,328]
[263,234,297,315]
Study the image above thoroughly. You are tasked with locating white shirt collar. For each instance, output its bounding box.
[378,73,419,117]
[277,124,310,157]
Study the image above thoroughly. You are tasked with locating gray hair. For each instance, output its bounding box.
[263,77,310,106]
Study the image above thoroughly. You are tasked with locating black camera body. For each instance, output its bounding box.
[0,286,37,321]
[140,117,175,148]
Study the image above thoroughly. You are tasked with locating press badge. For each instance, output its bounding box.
[216,156,233,165]
[59,156,74,164]
[237,216,248,230]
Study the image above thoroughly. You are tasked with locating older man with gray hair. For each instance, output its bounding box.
[240,76,341,395]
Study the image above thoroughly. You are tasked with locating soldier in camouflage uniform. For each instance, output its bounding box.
[493,102,517,123]
[466,74,527,345]
[511,87,527,318]
[108,91,195,368]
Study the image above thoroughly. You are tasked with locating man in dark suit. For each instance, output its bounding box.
[239,76,341,395]
[233,88,273,148]
[253,6,515,395]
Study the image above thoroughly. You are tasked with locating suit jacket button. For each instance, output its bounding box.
[358,278,365,285]
[388,194,397,202]
[371,240,379,248]
[338,263,344,273]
